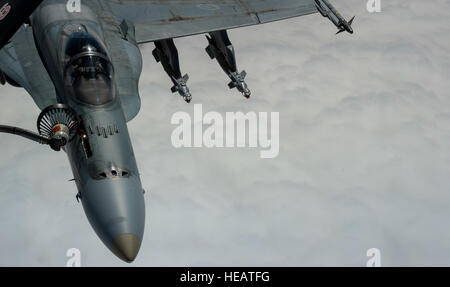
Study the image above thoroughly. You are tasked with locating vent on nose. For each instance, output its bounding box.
[95,167,131,180]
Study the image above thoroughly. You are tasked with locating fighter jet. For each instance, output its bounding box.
[0,0,353,263]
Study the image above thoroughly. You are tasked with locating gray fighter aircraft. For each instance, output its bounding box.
[0,0,353,263]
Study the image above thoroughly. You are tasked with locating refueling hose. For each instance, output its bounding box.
[0,125,49,144]
[0,125,68,151]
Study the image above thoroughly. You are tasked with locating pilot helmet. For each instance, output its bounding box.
[63,27,116,106]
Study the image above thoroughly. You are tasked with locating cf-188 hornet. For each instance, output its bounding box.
[0,0,353,262]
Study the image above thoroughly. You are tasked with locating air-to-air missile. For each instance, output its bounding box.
[315,0,355,34]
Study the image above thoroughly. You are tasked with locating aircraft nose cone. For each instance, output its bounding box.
[111,233,141,263]
[80,177,145,263]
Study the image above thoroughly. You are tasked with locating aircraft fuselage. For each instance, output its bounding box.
[30,0,145,262]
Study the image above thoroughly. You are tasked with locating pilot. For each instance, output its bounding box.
[63,30,116,106]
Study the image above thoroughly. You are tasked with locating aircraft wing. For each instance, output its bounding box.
[108,0,318,44]
[0,25,57,110]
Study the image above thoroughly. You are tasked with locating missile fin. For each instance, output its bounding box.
[205,45,215,59]
[348,16,355,25]
[152,48,161,63]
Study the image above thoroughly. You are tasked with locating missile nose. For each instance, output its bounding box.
[345,26,353,34]
[111,233,142,263]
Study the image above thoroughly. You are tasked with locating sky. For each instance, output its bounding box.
[1,0,450,266]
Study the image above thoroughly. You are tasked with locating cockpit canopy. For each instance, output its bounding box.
[62,24,116,106]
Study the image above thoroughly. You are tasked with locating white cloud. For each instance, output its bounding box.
[1,0,450,266]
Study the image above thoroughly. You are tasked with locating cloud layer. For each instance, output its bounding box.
[1,0,450,266]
